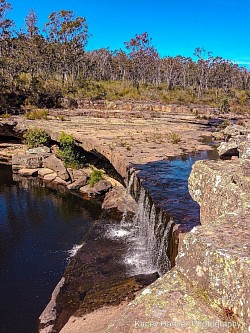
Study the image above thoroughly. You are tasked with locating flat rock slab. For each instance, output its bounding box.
[18,168,39,177]
[43,173,57,181]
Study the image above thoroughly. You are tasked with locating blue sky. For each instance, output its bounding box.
[7,0,250,65]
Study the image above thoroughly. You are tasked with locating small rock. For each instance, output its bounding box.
[44,173,57,181]
[18,168,39,177]
[80,180,112,196]
[53,177,67,186]
[38,168,55,178]
[67,176,88,190]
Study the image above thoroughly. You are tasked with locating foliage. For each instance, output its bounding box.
[89,168,104,187]
[0,3,250,114]
[169,133,181,144]
[25,109,48,120]
[23,128,50,148]
[58,131,84,169]
[218,119,231,129]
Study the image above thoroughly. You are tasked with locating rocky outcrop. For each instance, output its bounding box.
[217,125,249,158]
[12,154,44,171]
[100,158,250,333]
[0,119,23,138]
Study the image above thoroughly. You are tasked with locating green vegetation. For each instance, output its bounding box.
[0,1,250,114]
[23,128,50,148]
[169,133,181,144]
[89,168,104,187]
[218,120,231,129]
[58,132,84,169]
[25,109,48,120]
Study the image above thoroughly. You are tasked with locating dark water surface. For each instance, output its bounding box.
[0,165,102,333]
[134,149,219,231]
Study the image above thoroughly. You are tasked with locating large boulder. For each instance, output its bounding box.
[102,186,137,213]
[43,155,70,181]
[0,119,23,139]
[217,125,249,158]
[12,154,44,171]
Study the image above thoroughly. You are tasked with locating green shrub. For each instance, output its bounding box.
[169,133,181,144]
[23,128,50,148]
[89,168,104,187]
[26,109,48,120]
[58,132,84,169]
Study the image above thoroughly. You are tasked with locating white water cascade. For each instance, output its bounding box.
[107,170,174,275]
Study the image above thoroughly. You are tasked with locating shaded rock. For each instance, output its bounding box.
[217,127,249,157]
[102,186,137,213]
[67,168,91,182]
[43,155,70,181]
[217,140,239,157]
[18,168,39,177]
[0,119,23,139]
[26,146,51,155]
[80,180,112,196]
[44,173,57,182]
[39,278,65,333]
[12,154,43,171]
[67,176,88,190]
[38,168,55,178]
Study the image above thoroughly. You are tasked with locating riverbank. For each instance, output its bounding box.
[0,106,249,332]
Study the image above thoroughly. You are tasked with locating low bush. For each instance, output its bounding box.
[23,128,50,148]
[58,132,85,169]
[169,133,181,144]
[89,168,104,187]
[26,109,48,120]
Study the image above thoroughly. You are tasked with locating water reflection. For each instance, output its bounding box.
[0,165,102,333]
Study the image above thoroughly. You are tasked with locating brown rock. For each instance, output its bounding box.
[44,173,57,181]
[18,168,39,177]
[102,186,137,213]
[43,155,70,181]
[12,154,43,170]
[80,180,112,196]
[67,176,88,190]
[38,168,55,178]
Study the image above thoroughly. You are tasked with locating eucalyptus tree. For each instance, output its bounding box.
[125,32,159,86]
[45,10,89,86]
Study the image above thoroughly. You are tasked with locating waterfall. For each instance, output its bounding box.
[120,170,135,226]
[124,181,174,275]
[106,168,174,276]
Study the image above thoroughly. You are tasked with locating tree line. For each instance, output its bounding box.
[1,0,250,112]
